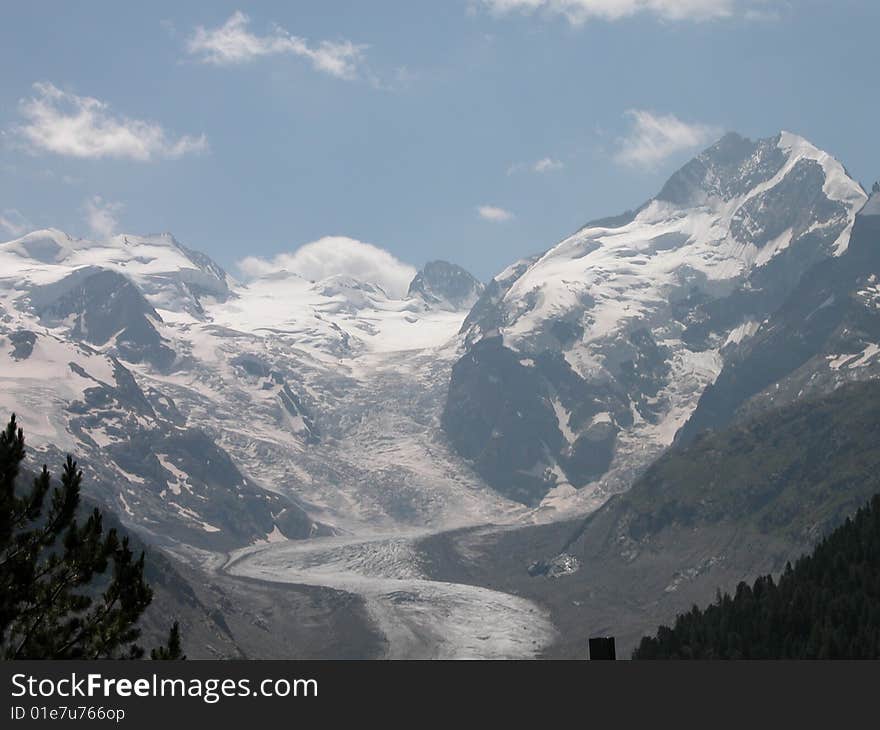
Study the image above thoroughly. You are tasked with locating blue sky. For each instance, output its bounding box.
[2,1,879,281]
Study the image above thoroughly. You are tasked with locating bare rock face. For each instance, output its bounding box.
[408,260,484,311]
[678,189,880,444]
[30,267,176,370]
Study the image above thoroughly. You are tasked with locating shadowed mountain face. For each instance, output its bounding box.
[30,267,175,370]
[408,260,484,311]
[443,337,623,506]
[443,132,868,508]
[30,348,331,551]
[677,191,880,445]
[566,380,880,654]
[424,380,880,656]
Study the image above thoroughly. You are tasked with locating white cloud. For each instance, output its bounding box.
[477,0,767,24]
[508,157,565,175]
[478,205,515,222]
[84,196,123,239]
[237,236,417,298]
[533,157,564,173]
[186,11,367,80]
[0,209,30,237]
[744,6,781,21]
[614,109,721,168]
[15,83,207,161]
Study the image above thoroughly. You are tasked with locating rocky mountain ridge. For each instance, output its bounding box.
[443,131,869,508]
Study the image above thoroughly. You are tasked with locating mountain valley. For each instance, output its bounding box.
[3,131,880,658]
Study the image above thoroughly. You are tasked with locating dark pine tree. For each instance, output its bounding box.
[151,621,185,660]
[634,493,880,659]
[0,414,182,659]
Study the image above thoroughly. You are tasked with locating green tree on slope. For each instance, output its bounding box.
[0,414,182,659]
[635,493,880,659]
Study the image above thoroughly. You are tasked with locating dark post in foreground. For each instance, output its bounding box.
[589,637,616,660]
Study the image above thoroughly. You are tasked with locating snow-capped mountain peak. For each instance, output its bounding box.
[1,228,77,263]
[656,131,864,214]
[468,130,867,360]
[1,228,232,313]
[3,129,870,554]
[1,224,494,546]
[443,131,869,509]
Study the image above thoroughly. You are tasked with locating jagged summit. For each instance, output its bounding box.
[408,260,484,311]
[656,131,863,211]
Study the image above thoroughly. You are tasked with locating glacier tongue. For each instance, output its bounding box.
[0,129,874,658]
[226,531,557,659]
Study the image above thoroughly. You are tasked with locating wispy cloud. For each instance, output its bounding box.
[186,11,367,81]
[477,0,777,24]
[14,82,207,161]
[478,205,515,222]
[0,209,31,237]
[507,157,565,175]
[84,196,123,238]
[614,109,721,168]
[533,157,564,173]
[744,6,782,22]
[237,236,416,298]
